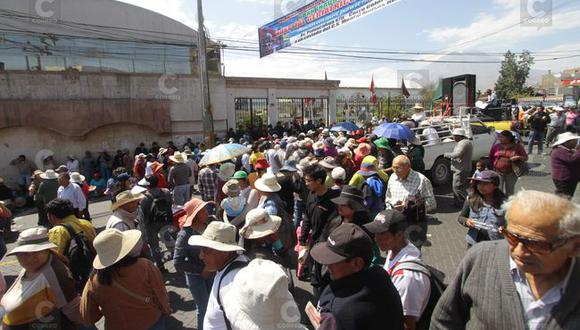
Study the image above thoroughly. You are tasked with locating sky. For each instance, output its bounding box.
[116,0,580,90]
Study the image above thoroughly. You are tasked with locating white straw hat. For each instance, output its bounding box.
[111,191,145,211]
[69,172,86,184]
[6,227,57,256]
[451,128,467,137]
[223,258,306,330]
[254,173,281,193]
[169,152,186,163]
[93,229,142,269]
[188,221,245,252]
[40,169,58,180]
[240,209,282,240]
[552,132,580,147]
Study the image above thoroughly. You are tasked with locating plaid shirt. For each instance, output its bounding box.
[385,170,437,213]
[198,167,218,202]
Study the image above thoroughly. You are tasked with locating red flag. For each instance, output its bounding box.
[401,78,410,98]
[370,75,377,104]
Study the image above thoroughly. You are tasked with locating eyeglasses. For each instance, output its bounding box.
[502,227,569,254]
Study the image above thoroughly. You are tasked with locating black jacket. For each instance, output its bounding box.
[299,189,339,246]
[528,112,551,130]
[318,266,404,330]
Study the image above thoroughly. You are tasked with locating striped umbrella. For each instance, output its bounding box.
[198,143,250,166]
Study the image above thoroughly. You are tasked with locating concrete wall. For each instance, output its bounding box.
[0,71,227,184]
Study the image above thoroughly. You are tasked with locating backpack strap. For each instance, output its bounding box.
[113,280,152,304]
[55,223,78,252]
[217,260,248,330]
[392,260,431,278]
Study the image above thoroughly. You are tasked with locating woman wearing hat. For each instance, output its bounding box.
[550,132,580,198]
[488,130,528,196]
[173,198,215,330]
[220,180,249,227]
[2,227,84,329]
[81,229,171,329]
[106,191,145,231]
[255,173,296,251]
[150,161,169,189]
[348,156,389,191]
[457,170,506,248]
[241,209,292,270]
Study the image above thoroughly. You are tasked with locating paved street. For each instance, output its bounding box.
[1,152,578,329]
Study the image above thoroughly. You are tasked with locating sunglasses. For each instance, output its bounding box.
[502,227,569,254]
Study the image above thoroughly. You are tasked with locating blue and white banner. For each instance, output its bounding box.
[259,0,402,57]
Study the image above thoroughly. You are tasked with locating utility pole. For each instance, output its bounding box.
[197,0,214,147]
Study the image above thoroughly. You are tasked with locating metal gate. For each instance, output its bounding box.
[234,98,268,138]
[277,98,328,126]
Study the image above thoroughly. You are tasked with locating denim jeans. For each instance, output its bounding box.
[172,184,191,206]
[499,172,518,197]
[527,129,545,154]
[293,199,305,228]
[185,272,213,330]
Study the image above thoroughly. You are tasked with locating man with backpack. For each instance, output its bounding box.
[138,175,174,273]
[46,198,96,291]
[365,210,444,330]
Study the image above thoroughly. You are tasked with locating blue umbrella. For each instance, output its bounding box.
[372,123,415,140]
[330,122,359,132]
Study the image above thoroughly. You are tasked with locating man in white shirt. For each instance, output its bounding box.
[365,210,431,330]
[188,222,248,330]
[385,156,437,213]
[66,155,80,173]
[57,172,86,216]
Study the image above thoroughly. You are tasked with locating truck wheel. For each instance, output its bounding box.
[431,157,451,186]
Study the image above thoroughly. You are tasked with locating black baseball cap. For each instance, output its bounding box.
[310,223,374,266]
[364,209,407,234]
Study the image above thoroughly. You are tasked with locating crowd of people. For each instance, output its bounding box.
[0,107,578,330]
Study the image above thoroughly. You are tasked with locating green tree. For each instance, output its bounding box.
[494,50,535,100]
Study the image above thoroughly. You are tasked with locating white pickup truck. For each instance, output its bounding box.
[413,117,497,186]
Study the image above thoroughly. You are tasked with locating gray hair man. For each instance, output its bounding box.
[431,190,580,329]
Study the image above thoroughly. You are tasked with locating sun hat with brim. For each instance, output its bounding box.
[93,229,142,269]
[451,128,468,137]
[222,179,241,197]
[218,163,236,181]
[319,157,339,169]
[331,186,365,210]
[232,171,249,180]
[180,198,214,228]
[280,160,298,172]
[169,152,186,164]
[31,170,44,178]
[254,159,270,170]
[70,172,85,184]
[413,103,424,110]
[310,223,374,266]
[357,162,377,177]
[354,143,371,158]
[373,137,390,149]
[6,227,57,256]
[240,209,282,239]
[111,191,145,211]
[151,161,164,174]
[188,221,245,252]
[552,132,580,147]
[40,169,58,180]
[56,165,69,173]
[223,258,306,330]
[254,173,281,193]
[470,170,500,186]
